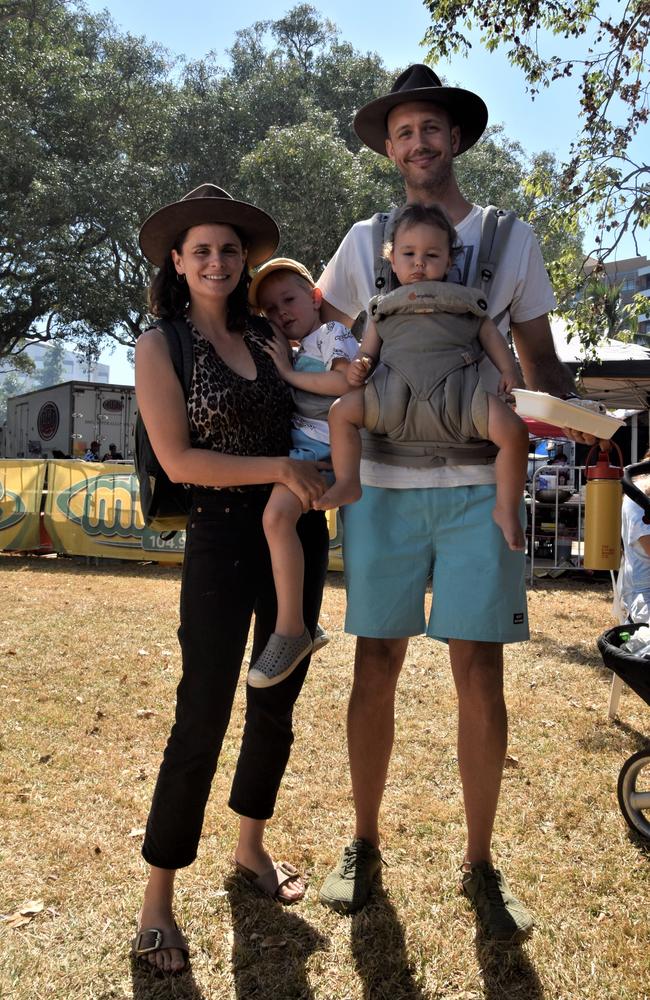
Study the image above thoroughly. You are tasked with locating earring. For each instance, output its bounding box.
[177,273,186,283]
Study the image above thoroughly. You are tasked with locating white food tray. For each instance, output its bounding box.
[512,389,625,439]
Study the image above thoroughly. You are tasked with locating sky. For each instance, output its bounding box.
[85,0,644,383]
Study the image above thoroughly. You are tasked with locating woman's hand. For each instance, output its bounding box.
[262,334,293,380]
[280,458,328,512]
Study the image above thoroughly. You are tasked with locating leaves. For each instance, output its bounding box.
[1,0,600,364]
[1,899,45,928]
[0,1,173,359]
[423,0,649,320]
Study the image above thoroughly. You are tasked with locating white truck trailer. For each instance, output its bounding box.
[3,381,137,459]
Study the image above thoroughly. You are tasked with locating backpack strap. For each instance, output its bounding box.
[371,208,400,294]
[477,205,517,329]
[148,318,194,398]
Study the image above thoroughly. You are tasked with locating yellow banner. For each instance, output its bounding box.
[42,461,185,563]
[1,460,343,571]
[0,460,47,551]
[326,508,343,572]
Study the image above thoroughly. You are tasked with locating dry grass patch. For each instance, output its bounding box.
[0,557,648,999]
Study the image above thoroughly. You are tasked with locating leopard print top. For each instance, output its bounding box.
[185,318,292,492]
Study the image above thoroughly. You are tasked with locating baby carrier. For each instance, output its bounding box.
[363,206,517,467]
[362,282,496,467]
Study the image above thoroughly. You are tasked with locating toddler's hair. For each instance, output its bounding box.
[383,203,461,262]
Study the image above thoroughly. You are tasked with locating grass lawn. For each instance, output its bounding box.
[0,556,648,1000]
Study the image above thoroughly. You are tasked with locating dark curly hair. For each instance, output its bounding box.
[383,203,462,264]
[147,226,252,333]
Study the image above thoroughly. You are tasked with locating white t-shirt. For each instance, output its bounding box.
[293,320,358,444]
[619,494,650,622]
[317,204,557,488]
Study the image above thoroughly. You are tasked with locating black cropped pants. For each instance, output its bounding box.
[142,489,329,870]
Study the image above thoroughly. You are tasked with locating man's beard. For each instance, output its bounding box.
[403,153,453,199]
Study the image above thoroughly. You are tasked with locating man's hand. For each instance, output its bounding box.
[560,427,610,448]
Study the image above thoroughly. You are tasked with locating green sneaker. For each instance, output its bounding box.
[319,838,383,914]
[460,862,534,943]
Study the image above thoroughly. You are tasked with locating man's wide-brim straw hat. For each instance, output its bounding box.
[354,63,488,156]
[139,183,280,268]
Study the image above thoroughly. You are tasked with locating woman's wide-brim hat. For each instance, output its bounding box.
[139,183,280,268]
[354,63,488,156]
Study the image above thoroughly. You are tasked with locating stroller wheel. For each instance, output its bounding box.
[617,749,650,839]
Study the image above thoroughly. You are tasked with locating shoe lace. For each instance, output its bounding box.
[481,866,506,908]
[342,841,374,876]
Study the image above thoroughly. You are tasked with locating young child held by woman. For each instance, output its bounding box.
[314,203,530,552]
[247,259,358,687]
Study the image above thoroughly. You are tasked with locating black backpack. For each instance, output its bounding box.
[134,318,194,533]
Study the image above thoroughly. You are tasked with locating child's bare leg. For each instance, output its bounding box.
[262,483,305,636]
[486,395,529,551]
[314,389,365,510]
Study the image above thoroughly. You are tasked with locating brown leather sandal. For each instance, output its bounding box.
[131,922,189,973]
[234,859,306,904]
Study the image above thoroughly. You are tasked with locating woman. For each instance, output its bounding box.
[132,184,329,974]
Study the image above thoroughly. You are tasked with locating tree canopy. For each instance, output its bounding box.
[422,0,649,342]
[1,0,587,367]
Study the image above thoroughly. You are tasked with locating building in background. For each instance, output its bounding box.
[585,255,650,345]
[0,342,110,423]
[21,342,110,385]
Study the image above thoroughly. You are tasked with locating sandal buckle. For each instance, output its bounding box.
[134,928,163,954]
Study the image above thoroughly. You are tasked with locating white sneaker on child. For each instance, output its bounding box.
[247,628,313,688]
[312,623,330,652]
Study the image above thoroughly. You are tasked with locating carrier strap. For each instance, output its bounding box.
[477,205,517,328]
[371,208,400,293]
[361,431,498,467]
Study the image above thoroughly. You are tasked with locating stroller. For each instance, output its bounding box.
[597,458,650,840]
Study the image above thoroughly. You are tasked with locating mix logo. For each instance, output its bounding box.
[0,482,26,531]
[56,472,145,541]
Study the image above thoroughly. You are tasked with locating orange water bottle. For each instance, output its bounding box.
[583,444,623,570]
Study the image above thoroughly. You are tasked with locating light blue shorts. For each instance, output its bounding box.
[342,484,528,643]
[290,427,331,463]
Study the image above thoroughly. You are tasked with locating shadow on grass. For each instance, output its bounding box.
[526,633,607,673]
[528,576,611,595]
[612,718,650,752]
[350,877,426,1000]
[130,954,207,1000]
[225,872,329,1000]
[474,932,544,1000]
[324,569,346,590]
[625,826,650,855]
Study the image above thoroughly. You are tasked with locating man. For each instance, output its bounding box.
[83,440,100,462]
[317,64,589,942]
[102,443,124,461]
